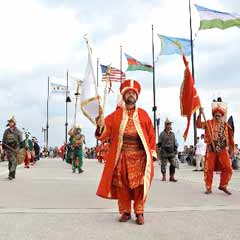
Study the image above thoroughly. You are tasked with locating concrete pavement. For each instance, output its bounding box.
[0,158,240,240]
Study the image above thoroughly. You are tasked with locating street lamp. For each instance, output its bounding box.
[42,127,47,148]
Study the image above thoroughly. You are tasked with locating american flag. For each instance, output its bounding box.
[100,64,126,82]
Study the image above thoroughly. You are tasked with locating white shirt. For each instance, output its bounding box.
[195,139,206,156]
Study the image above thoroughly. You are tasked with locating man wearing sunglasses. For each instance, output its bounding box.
[196,99,235,195]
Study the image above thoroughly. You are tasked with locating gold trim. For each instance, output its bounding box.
[133,108,152,200]
[106,107,128,198]
[80,96,101,125]
[151,150,157,159]
[114,106,128,167]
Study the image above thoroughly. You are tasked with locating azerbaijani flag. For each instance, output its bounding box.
[125,53,153,72]
[158,34,191,56]
[195,4,240,30]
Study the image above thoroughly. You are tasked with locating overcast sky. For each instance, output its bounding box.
[0,0,239,149]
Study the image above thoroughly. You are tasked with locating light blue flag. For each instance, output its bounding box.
[158,34,191,56]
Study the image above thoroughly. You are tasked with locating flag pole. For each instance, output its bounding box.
[120,45,123,83]
[97,58,99,88]
[73,82,80,127]
[96,58,99,146]
[46,76,50,150]
[152,24,157,133]
[188,0,197,145]
[65,70,70,144]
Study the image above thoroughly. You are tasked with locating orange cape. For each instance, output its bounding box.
[96,106,156,200]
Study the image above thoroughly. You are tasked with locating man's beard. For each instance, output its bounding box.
[125,96,136,105]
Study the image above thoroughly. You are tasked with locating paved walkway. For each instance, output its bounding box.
[0,158,240,240]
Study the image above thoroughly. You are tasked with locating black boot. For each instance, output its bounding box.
[8,172,13,180]
[12,171,16,179]
[169,165,177,182]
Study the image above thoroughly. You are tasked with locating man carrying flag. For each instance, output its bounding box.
[196,98,235,195]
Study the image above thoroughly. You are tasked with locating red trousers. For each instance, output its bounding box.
[117,185,144,215]
[204,148,232,190]
[24,150,32,167]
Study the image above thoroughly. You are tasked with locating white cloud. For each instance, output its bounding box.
[0,0,84,72]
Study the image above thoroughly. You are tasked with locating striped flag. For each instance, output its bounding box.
[100,65,126,82]
[195,4,240,30]
[125,53,153,72]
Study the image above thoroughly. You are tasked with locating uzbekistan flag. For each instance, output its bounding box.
[195,4,240,30]
[125,53,153,72]
[158,34,191,56]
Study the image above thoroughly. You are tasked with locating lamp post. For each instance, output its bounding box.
[42,127,47,148]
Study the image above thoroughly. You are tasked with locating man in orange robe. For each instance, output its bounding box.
[95,79,157,225]
[196,99,235,195]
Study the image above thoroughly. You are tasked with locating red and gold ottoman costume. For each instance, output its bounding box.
[197,103,235,194]
[96,79,157,219]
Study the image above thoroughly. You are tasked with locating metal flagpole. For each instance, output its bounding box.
[97,58,99,88]
[65,70,71,144]
[152,24,157,133]
[46,76,50,150]
[96,58,99,146]
[120,45,123,83]
[73,82,81,127]
[188,0,197,145]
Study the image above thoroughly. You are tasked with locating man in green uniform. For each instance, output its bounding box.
[68,125,84,173]
[2,117,22,180]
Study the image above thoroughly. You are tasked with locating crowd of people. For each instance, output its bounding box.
[180,140,240,171]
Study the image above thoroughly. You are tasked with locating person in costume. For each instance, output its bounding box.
[21,132,33,168]
[197,98,235,195]
[2,116,22,180]
[158,118,178,182]
[32,137,40,161]
[95,79,157,225]
[68,125,84,173]
[65,141,73,164]
[59,142,66,161]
